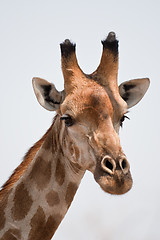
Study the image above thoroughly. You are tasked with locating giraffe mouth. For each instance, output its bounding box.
[95,171,133,195]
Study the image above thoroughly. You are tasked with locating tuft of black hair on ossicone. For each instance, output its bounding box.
[101,32,119,56]
[60,39,76,58]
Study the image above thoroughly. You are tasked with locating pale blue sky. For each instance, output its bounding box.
[0,1,159,239]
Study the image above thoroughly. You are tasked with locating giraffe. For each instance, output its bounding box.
[0,32,150,240]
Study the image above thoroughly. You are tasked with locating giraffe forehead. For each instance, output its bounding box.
[62,85,114,117]
[79,86,128,119]
[84,88,112,110]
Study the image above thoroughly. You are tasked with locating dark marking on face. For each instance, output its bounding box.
[102,113,108,120]
[28,206,62,240]
[0,194,9,230]
[60,39,76,58]
[46,190,60,206]
[55,158,65,186]
[123,84,136,92]
[29,157,52,190]
[91,94,100,106]
[65,182,78,208]
[1,228,21,240]
[11,182,33,221]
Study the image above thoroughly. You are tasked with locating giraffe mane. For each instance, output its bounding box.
[0,116,57,200]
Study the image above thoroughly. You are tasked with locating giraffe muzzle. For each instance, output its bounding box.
[94,155,133,195]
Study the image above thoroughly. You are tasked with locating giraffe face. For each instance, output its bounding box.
[33,76,149,195]
[32,32,150,195]
[60,82,132,195]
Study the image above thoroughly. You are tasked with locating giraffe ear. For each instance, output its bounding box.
[32,77,65,111]
[119,78,150,109]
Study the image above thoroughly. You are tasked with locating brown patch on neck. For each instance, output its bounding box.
[11,182,33,221]
[65,182,78,209]
[0,116,58,200]
[29,156,52,190]
[46,190,60,206]
[28,206,62,240]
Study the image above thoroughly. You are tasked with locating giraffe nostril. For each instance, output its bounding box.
[105,159,114,171]
[101,156,116,175]
[119,157,130,174]
[121,159,127,170]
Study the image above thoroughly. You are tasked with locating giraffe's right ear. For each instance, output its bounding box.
[32,78,65,111]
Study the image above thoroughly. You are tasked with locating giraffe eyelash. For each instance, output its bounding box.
[120,114,130,127]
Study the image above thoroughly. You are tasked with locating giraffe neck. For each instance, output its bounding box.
[0,115,85,240]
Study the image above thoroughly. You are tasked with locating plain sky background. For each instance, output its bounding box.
[0,0,159,239]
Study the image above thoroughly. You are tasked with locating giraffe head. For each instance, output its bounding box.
[32,32,149,195]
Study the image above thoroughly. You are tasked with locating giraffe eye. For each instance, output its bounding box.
[60,114,74,127]
[120,115,130,127]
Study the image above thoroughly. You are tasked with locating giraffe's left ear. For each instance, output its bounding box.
[119,78,150,109]
[32,77,65,111]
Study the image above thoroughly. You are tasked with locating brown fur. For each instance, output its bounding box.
[74,145,80,160]
[69,142,80,160]
[55,157,65,186]
[0,117,57,200]
[0,228,21,240]
[89,46,119,93]
[69,142,74,155]
[0,34,146,238]
[29,156,52,190]
[11,182,33,220]
[42,130,52,151]
[0,194,8,231]
[28,206,62,240]
[46,190,60,206]
[65,182,78,208]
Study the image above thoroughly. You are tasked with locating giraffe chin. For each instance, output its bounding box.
[94,171,133,195]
